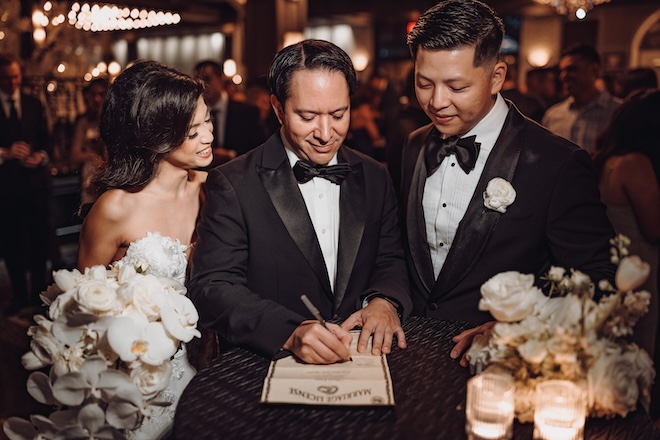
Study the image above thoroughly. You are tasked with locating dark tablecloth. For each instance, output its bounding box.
[173,316,657,440]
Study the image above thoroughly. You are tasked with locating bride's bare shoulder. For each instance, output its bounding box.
[88,189,139,223]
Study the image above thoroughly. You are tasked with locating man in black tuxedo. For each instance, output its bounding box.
[0,53,52,313]
[401,0,615,363]
[193,60,267,168]
[188,40,411,364]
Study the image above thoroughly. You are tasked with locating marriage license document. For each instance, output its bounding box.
[260,331,395,406]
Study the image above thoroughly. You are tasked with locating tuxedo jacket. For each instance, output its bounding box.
[188,133,411,358]
[0,92,51,201]
[401,102,616,325]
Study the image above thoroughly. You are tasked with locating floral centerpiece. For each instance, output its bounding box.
[2,264,201,439]
[466,235,654,422]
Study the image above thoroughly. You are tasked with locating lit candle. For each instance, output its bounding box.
[466,374,515,440]
[533,380,586,440]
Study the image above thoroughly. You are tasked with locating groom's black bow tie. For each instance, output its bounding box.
[293,160,351,184]
[425,133,480,175]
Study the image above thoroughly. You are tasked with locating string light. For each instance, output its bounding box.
[42,1,181,32]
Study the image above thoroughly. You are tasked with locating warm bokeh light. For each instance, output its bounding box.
[575,8,587,19]
[33,28,46,44]
[232,74,243,85]
[56,63,66,73]
[223,59,237,77]
[527,47,551,67]
[352,51,369,72]
[108,61,121,75]
[46,81,57,93]
[97,61,108,73]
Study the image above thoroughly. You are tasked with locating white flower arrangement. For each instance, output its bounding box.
[467,234,654,423]
[483,177,516,213]
[2,264,201,439]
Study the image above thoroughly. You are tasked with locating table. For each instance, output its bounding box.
[173,316,657,439]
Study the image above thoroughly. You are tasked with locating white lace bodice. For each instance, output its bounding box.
[118,232,189,284]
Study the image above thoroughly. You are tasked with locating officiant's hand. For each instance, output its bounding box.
[283,320,352,364]
[341,297,406,356]
[450,321,496,367]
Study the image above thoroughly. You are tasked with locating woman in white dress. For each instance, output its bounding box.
[77,60,214,439]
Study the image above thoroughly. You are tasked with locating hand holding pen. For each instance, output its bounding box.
[281,295,352,364]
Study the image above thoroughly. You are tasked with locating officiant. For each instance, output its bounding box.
[188,39,412,365]
[400,0,617,364]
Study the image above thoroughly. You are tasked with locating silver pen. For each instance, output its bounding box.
[300,294,329,330]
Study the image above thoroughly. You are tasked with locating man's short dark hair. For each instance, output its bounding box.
[406,0,504,67]
[193,59,223,77]
[0,53,20,69]
[267,39,358,106]
[561,43,601,65]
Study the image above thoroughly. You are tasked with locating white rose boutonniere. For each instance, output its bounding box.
[483,177,516,213]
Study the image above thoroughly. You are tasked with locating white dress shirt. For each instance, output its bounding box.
[423,94,509,278]
[284,137,341,291]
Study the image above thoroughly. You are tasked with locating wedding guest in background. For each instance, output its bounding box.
[592,89,660,359]
[69,77,108,206]
[542,43,621,154]
[245,76,280,136]
[0,52,53,314]
[193,60,267,168]
[402,0,616,365]
[526,66,559,112]
[188,39,411,365]
[619,67,658,99]
[347,84,386,160]
[78,60,213,438]
[500,60,545,122]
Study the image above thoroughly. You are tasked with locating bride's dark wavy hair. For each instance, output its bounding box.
[93,60,204,194]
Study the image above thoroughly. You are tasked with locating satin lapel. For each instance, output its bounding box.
[334,148,365,309]
[406,126,436,295]
[433,106,525,298]
[257,136,333,298]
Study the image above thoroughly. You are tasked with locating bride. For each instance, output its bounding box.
[77,60,213,439]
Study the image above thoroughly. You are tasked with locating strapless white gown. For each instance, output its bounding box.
[118,232,196,440]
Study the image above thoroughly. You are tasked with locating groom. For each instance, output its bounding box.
[188,40,411,364]
[401,0,616,360]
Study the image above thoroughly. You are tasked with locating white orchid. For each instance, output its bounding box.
[107,314,178,366]
[160,293,201,343]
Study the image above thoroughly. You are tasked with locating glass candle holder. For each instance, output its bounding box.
[533,380,587,440]
[465,373,515,440]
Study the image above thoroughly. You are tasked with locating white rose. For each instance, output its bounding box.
[483,177,516,213]
[615,255,650,292]
[76,280,119,314]
[517,338,548,364]
[479,272,547,322]
[129,361,172,399]
[537,295,583,328]
[120,274,168,321]
[587,343,640,418]
[85,265,109,281]
[53,268,83,292]
[117,264,138,284]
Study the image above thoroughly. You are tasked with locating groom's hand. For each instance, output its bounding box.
[283,321,352,364]
[451,321,496,367]
[341,297,406,356]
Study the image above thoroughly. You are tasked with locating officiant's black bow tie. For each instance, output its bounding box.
[293,160,351,184]
[425,133,480,175]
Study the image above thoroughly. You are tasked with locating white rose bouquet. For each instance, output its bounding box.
[2,264,201,439]
[467,235,654,422]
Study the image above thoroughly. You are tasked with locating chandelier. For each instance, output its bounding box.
[533,0,611,17]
